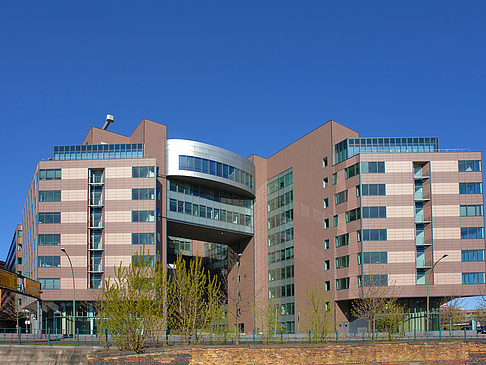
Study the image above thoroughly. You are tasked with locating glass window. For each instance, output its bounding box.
[334,190,348,205]
[459,160,481,172]
[322,156,328,168]
[462,272,485,284]
[462,250,485,262]
[362,252,388,264]
[323,198,329,209]
[38,234,60,246]
[324,239,330,250]
[363,274,388,287]
[39,190,61,202]
[169,198,177,212]
[336,277,349,290]
[324,260,330,270]
[38,278,60,290]
[345,208,361,223]
[333,215,338,227]
[323,218,329,229]
[332,173,337,185]
[323,177,328,188]
[336,255,349,269]
[324,281,331,291]
[362,206,387,218]
[132,188,155,200]
[131,255,154,267]
[461,227,484,239]
[38,256,60,268]
[38,212,61,224]
[361,161,385,174]
[335,233,349,248]
[363,229,387,241]
[460,205,484,217]
[344,163,359,179]
[39,169,61,180]
[459,182,483,194]
[361,184,386,196]
[132,166,155,178]
[131,210,155,222]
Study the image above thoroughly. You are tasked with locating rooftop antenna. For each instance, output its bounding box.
[102,114,114,130]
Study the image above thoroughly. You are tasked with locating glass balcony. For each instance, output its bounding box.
[90,215,103,229]
[89,193,103,206]
[90,174,104,185]
[414,189,430,201]
[89,236,103,250]
[416,258,432,268]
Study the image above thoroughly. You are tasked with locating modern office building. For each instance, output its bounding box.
[6,117,485,334]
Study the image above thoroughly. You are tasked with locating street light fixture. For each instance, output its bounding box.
[426,254,448,332]
[61,247,76,338]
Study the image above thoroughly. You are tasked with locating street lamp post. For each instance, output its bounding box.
[426,254,448,333]
[235,253,242,344]
[61,247,75,338]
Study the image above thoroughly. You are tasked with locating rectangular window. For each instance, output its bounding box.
[132,188,155,200]
[459,160,481,172]
[459,182,483,194]
[322,177,328,188]
[363,229,387,241]
[460,205,484,217]
[322,156,328,168]
[131,210,155,222]
[361,161,385,174]
[362,206,387,218]
[132,166,155,178]
[462,272,486,284]
[362,274,388,287]
[39,169,61,180]
[39,190,61,202]
[336,255,349,269]
[462,250,485,262]
[323,198,329,209]
[324,281,331,291]
[344,163,360,179]
[333,215,338,227]
[335,233,349,248]
[169,198,177,212]
[38,256,60,268]
[357,230,361,242]
[324,239,330,250]
[461,227,484,239]
[38,278,60,290]
[336,277,349,290]
[345,208,361,223]
[324,260,330,271]
[334,190,348,205]
[361,184,386,196]
[38,234,60,246]
[38,212,61,224]
[131,255,154,267]
[323,218,330,229]
[332,173,337,185]
[356,185,360,197]
[131,233,155,245]
[362,252,388,264]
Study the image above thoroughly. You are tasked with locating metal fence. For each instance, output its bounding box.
[1,327,486,347]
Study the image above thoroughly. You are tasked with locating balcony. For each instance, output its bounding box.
[89,193,103,207]
[414,190,430,201]
[416,259,432,269]
[89,175,104,185]
[415,212,431,224]
[415,238,432,247]
[89,217,103,229]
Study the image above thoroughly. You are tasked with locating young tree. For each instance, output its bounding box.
[303,287,333,342]
[253,299,282,344]
[98,247,169,352]
[168,252,223,344]
[441,297,463,336]
[352,273,400,340]
[375,299,405,340]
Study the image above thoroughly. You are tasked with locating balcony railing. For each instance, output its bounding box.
[414,191,431,201]
[416,259,432,269]
[89,193,103,206]
[89,175,104,184]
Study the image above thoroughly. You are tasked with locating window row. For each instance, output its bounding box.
[358,251,388,265]
[39,169,61,180]
[268,227,294,247]
[169,198,253,227]
[268,209,293,229]
[462,250,485,262]
[267,191,293,212]
[459,160,481,172]
[179,155,254,188]
[54,143,144,161]
[38,256,60,268]
[132,233,156,245]
[38,212,60,224]
[361,184,386,196]
[132,166,156,178]
[39,190,61,202]
[463,272,485,284]
[345,163,360,179]
[336,255,349,269]
[345,208,361,223]
[362,206,386,219]
[358,274,388,287]
[38,234,60,246]
[169,180,252,208]
[461,227,484,239]
[132,188,155,200]
[268,265,295,281]
[131,210,155,222]
[268,247,294,264]
[460,205,483,217]
[267,169,293,194]
[334,190,348,205]
[363,229,387,241]
[361,161,385,174]
[269,284,295,298]
[38,278,60,290]
[459,182,483,194]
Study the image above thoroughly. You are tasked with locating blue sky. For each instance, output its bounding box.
[0,1,485,305]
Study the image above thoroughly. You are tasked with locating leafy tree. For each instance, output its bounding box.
[375,299,405,340]
[168,252,223,344]
[441,297,463,336]
[253,299,283,344]
[303,287,334,342]
[98,247,169,352]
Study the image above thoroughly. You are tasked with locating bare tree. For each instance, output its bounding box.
[303,287,334,342]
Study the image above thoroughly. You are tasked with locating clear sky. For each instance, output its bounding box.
[1,1,485,304]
